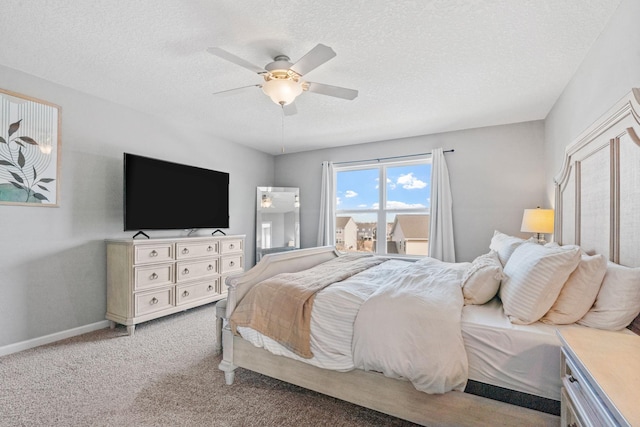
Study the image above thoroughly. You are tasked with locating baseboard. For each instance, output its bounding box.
[0,320,110,357]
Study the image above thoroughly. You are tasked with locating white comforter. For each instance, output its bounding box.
[352,258,468,393]
[237,257,469,394]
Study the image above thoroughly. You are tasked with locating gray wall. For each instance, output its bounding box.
[275,120,546,263]
[545,0,640,202]
[0,65,274,348]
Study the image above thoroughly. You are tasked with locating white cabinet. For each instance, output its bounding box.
[559,328,640,427]
[106,235,244,335]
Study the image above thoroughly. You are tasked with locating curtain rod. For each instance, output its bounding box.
[331,149,454,166]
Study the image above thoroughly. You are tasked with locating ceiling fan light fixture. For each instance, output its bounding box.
[261,194,272,208]
[208,44,357,112]
[262,76,303,106]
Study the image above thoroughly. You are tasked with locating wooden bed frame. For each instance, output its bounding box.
[554,87,640,334]
[216,88,640,427]
[554,88,640,269]
[217,247,558,427]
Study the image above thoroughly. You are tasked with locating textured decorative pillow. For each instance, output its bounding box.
[499,242,581,325]
[540,253,607,325]
[461,251,504,305]
[489,230,527,267]
[577,262,640,330]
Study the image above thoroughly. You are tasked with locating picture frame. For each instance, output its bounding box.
[0,88,61,207]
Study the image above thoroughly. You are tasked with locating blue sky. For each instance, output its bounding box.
[336,163,431,213]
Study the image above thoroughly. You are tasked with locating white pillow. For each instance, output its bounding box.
[499,242,581,325]
[461,251,504,305]
[578,262,640,330]
[489,230,527,267]
[540,253,607,325]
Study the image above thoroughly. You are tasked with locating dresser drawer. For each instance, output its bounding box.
[562,387,586,427]
[135,288,173,316]
[176,258,218,282]
[134,263,174,290]
[220,254,243,274]
[220,239,243,254]
[562,349,618,426]
[176,241,218,260]
[134,244,173,265]
[176,279,220,305]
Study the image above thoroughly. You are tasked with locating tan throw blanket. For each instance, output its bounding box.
[230,253,386,358]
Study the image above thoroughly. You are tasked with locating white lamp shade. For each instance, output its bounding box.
[521,208,554,234]
[262,78,303,105]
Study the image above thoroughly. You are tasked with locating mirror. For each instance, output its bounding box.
[256,187,300,261]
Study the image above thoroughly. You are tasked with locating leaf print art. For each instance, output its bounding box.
[0,89,60,206]
[0,119,55,203]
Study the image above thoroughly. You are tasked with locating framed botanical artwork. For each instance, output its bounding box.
[0,88,61,207]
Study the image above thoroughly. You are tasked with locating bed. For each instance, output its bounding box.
[216,88,640,427]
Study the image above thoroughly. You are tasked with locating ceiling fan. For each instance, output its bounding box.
[207,44,358,115]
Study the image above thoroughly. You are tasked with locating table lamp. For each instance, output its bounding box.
[521,207,554,244]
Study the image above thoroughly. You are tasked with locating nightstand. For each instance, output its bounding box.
[558,328,640,426]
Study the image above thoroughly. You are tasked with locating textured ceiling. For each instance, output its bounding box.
[0,0,622,155]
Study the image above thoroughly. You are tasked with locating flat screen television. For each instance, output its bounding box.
[123,153,229,231]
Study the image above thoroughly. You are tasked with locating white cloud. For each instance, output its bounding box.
[357,204,368,208]
[336,196,342,206]
[386,200,426,209]
[345,190,358,198]
[396,173,427,190]
[387,178,396,190]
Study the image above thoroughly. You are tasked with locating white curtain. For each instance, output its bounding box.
[317,161,335,246]
[428,148,456,262]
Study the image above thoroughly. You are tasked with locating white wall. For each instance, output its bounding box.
[275,120,546,262]
[0,65,274,349]
[545,0,640,202]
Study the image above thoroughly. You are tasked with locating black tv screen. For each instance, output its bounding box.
[124,153,229,231]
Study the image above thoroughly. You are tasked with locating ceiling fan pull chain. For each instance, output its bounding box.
[281,105,285,154]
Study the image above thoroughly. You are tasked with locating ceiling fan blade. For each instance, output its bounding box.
[307,82,358,100]
[212,84,261,96]
[282,103,297,116]
[290,44,336,76]
[207,47,267,74]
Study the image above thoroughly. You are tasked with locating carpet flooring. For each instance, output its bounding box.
[0,305,417,426]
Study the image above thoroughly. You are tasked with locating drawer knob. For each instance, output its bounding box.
[229,243,235,249]
[207,245,214,251]
[150,273,158,280]
[207,264,214,271]
[182,268,189,275]
[150,297,158,305]
[150,250,158,257]
[182,248,189,254]
[229,261,235,267]
[182,290,190,297]
[207,285,214,291]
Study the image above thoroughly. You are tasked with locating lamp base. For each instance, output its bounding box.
[532,233,547,245]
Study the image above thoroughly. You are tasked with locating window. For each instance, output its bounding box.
[261,222,272,249]
[334,159,431,256]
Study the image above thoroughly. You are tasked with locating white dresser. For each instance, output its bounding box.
[559,328,640,427]
[106,235,244,335]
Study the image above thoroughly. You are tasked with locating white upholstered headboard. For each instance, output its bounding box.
[554,88,640,268]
